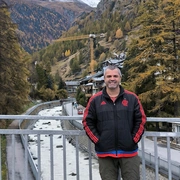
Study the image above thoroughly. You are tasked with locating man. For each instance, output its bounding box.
[82,65,146,180]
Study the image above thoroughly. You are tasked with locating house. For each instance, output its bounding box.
[88,76,104,95]
[102,58,124,69]
[80,71,103,98]
[65,81,80,95]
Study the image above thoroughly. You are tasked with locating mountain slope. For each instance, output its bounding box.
[35,0,94,20]
[29,0,100,8]
[9,0,93,53]
[31,0,140,81]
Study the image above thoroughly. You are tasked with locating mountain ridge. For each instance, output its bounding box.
[9,0,93,53]
[26,0,101,8]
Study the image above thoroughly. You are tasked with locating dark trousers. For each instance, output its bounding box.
[98,155,140,180]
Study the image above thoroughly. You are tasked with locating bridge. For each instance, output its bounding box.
[1,100,180,180]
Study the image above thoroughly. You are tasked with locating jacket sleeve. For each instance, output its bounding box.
[132,96,146,143]
[82,97,100,144]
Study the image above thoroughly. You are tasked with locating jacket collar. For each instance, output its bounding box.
[102,85,125,99]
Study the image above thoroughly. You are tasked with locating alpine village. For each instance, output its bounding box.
[0,0,180,178]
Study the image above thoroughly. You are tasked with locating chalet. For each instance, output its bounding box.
[80,71,103,98]
[65,81,80,94]
[88,76,104,95]
[102,58,124,69]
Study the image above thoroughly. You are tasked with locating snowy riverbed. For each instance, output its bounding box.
[28,106,101,180]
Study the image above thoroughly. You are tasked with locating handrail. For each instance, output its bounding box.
[2,100,180,180]
[1,115,180,122]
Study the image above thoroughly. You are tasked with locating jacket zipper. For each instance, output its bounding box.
[113,102,118,156]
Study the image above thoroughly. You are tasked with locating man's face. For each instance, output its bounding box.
[104,68,121,89]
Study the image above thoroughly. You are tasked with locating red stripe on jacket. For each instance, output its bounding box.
[82,92,102,143]
[124,90,146,143]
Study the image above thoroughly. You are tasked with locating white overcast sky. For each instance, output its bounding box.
[80,0,100,7]
[54,0,101,7]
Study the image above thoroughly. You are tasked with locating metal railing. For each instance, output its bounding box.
[1,100,180,180]
[4,127,90,180]
[1,115,180,180]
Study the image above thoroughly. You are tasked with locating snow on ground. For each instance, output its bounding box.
[28,106,101,180]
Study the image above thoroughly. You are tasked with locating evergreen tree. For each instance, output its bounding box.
[56,89,68,99]
[115,28,123,39]
[36,64,48,90]
[0,1,30,114]
[55,72,66,90]
[123,0,180,117]
[76,87,86,107]
[70,57,81,74]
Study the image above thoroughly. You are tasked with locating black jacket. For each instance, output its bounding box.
[83,86,146,156]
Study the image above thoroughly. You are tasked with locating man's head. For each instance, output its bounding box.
[104,65,122,90]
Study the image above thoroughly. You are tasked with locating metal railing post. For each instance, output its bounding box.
[76,136,80,180]
[37,134,41,180]
[63,135,67,180]
[154,137,158,180]
[167,137,172,180]
[0,136,1,180]
[50,134,54,180]
[141,136,146,180]
[88,139,92,180]
[25,135,28,180]
[12,134,15,180]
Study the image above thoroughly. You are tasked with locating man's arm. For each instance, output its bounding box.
[133,97,146,143]
[82,98,100,144]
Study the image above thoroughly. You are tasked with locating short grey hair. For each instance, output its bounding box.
[104,65,122,77]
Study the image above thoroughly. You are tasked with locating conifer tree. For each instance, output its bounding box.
[0,1,30,114]
[124,21,131,32]
[115,28,123,39]
[36,64,48,90]
[123,0,180,117]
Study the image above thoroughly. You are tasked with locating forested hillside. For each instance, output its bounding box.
[123,0,180,117]
[9,0,93,53]
[31,0,180,118]
[32,0,139,80]
[1,0,180,118]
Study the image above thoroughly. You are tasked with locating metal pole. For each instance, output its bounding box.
[50,135,54,180]
[12,134,15,180]
[63,136,67,180]
[167,137,172,180]
[141,136,146,180]
[72,103,73,116]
